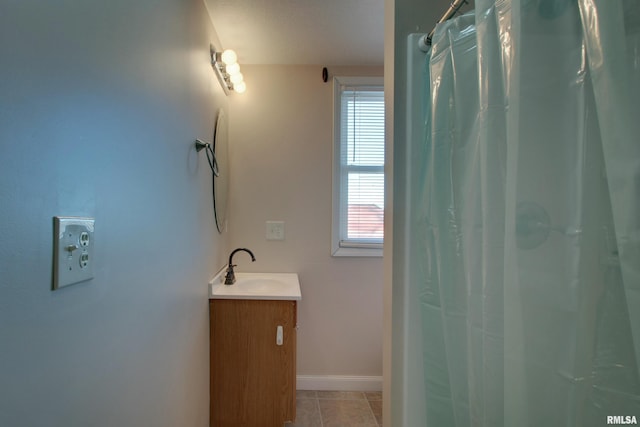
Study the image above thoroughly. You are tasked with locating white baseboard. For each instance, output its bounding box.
[296,375,382,392]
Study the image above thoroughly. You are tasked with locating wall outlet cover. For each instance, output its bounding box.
[266,221,285,241]
[53,216,95,290]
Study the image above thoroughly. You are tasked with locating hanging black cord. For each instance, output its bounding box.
[195,138,223,232]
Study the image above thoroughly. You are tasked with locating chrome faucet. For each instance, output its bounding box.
[224,248,256,285]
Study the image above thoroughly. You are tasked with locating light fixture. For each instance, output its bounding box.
[226,62,240,76]
[220,49,237,65]
[211,45,246,95]
[234,81,246,94]
[230,73,243,85]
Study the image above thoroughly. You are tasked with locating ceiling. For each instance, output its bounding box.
[203,0,473,66]
[203,0,386,66]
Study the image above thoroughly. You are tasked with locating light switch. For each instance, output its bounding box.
[266,221,285,241]
[53,216,95,290]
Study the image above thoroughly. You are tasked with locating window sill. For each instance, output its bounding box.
[331,246,383,258]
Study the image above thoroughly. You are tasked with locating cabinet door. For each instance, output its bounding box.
[210,299,296,427]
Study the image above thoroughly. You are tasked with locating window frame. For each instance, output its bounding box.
[331,76,385,257]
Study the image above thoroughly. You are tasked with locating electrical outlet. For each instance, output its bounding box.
[266,221,285,241]
[53,217,95,290]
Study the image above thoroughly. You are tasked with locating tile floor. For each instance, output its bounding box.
[285,390,382,427]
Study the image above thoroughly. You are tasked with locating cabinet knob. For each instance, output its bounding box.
[276,325,283,346]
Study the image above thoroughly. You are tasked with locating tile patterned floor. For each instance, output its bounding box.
[285,390,382,427]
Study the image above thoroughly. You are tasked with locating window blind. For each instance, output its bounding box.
[338,86,385,248]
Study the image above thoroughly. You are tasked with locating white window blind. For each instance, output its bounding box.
[332,77,384,256]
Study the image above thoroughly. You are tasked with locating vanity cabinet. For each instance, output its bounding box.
[209,299,297,427]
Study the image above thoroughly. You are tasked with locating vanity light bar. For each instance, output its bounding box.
[211,45,246,95]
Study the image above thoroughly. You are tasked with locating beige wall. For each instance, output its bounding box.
[227,65,384,377]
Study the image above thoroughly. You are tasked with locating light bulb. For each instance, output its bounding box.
[234,81,246,93]
[225,62,240,76]
[220,49,237,65]
[230,73,244,84]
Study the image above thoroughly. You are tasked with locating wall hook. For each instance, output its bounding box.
[195,139,219,177]
[195,139,209,152]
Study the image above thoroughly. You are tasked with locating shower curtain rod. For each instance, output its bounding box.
[421,0,469,49]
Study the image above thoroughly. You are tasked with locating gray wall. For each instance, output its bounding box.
[0,1,227,425]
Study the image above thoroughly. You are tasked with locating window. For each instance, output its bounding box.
[332,76,385,257]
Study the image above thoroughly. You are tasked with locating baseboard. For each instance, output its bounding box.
[296,375,383,392]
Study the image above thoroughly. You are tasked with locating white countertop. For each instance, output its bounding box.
[209,272,301,301]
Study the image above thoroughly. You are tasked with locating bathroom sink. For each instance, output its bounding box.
[209,272,301,300]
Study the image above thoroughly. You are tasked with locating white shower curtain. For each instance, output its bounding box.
[412,0,640,425]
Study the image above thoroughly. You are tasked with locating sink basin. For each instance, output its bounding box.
[209,272,301,300]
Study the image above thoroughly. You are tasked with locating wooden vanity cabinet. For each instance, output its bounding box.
[209,299,297,427]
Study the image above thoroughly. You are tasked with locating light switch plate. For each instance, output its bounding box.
[266,221,285,241]
[53,216,95,290]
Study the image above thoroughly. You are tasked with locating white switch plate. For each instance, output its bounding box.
[53,216,95,290]
[266,221,285,241]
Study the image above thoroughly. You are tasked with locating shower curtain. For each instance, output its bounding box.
[413,0,640,425]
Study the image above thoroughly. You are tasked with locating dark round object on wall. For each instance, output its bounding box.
[322,67,328,83]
